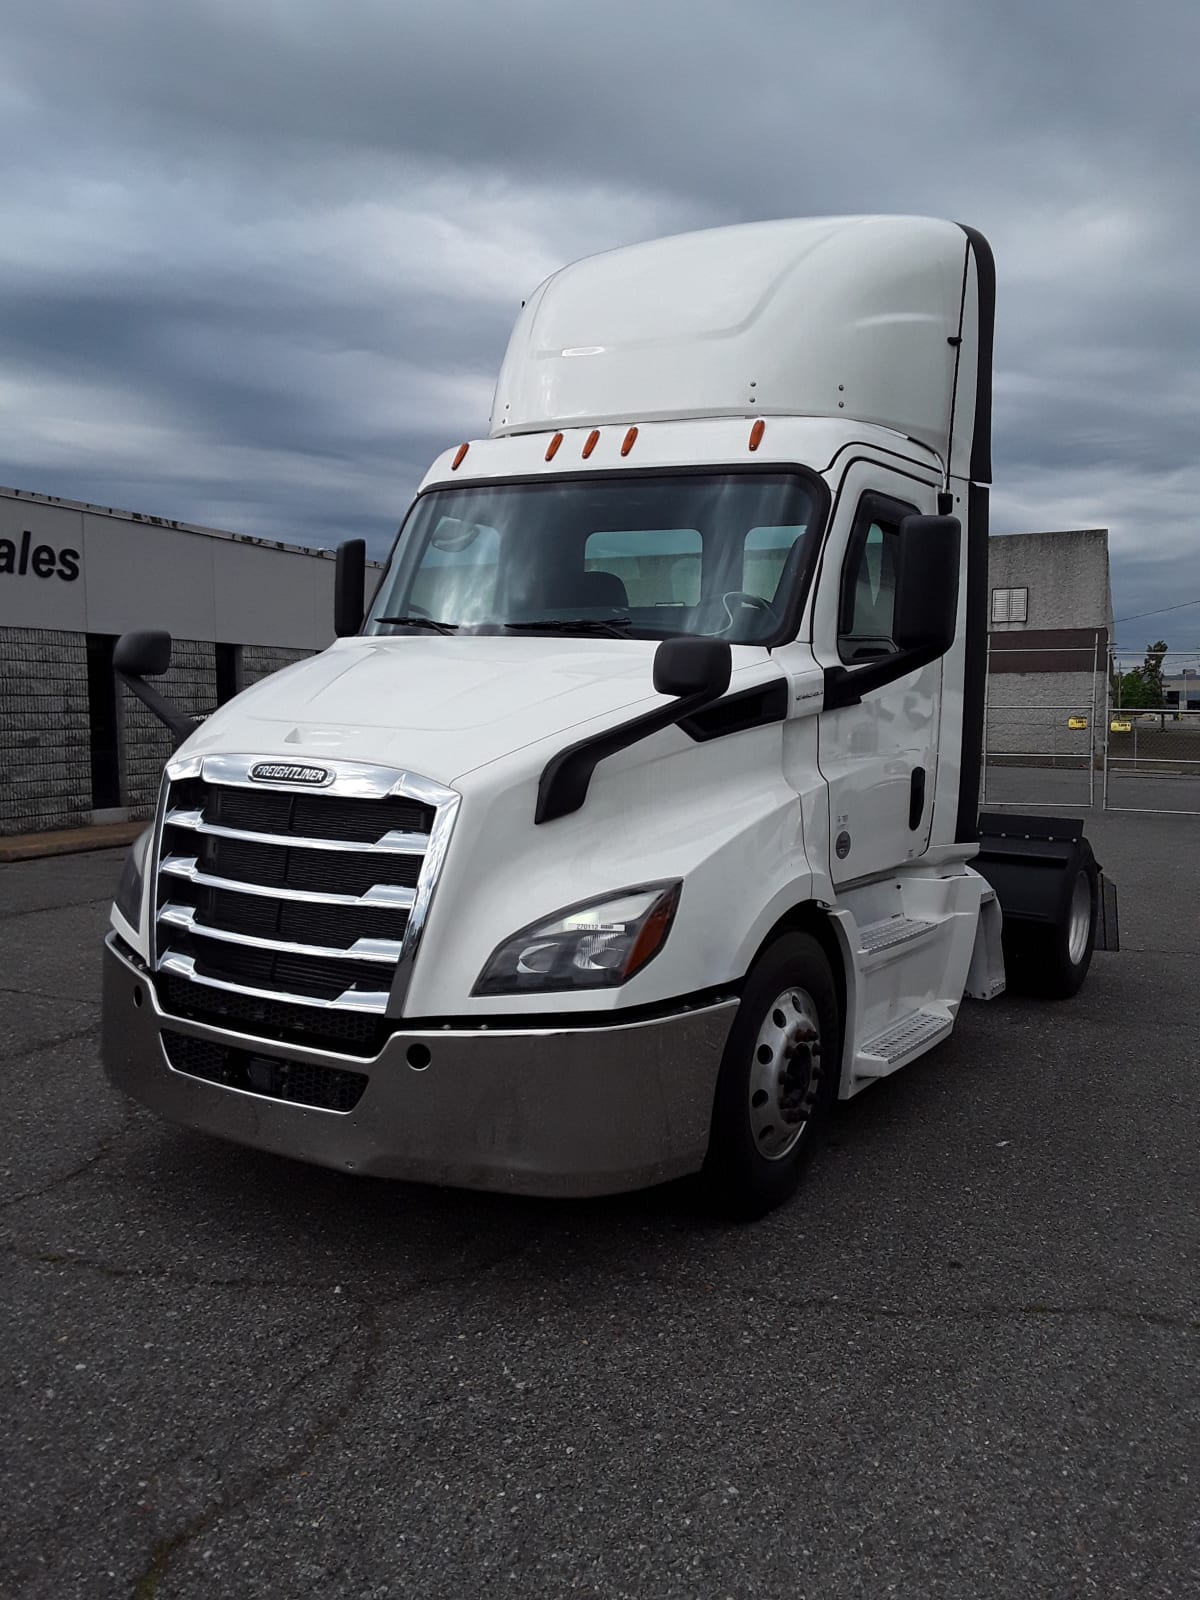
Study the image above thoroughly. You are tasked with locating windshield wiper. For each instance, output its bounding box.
[503,617,633,639]
[375,615,459,635]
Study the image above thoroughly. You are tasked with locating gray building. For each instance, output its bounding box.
[985,528,1113,763]
[0,485,380,837]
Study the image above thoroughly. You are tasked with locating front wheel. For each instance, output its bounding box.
[701,932,840,1220]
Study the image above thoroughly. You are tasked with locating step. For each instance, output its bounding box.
[857,1008,954,1076]
[857,914,939,958]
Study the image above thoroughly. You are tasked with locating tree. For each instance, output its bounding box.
[1142,640,1169,706]
[1112,641,1170,710]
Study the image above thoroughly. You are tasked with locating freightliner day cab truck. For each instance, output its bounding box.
[102,216,1118,1217]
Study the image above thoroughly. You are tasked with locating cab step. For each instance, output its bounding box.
[856,1007,954,1078]
[857,914,939,958]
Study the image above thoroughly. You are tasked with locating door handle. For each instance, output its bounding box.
[909,766,927,831]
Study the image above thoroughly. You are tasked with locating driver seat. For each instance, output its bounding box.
[568,569,630,611]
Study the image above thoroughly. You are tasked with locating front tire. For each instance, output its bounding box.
[702,932,840,1220]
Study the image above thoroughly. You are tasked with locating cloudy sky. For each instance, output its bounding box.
[1,0,1197,652]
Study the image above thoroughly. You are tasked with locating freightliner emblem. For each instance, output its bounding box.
[249,762,332,786]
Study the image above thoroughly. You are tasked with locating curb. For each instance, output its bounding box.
[0,822,145,864]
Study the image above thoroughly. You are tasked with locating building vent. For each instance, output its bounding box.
[991,586,1028,624]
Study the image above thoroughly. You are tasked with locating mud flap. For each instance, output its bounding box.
[1096,872,1120,952]
[974,811,1117,953]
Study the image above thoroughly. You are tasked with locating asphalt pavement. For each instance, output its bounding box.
[1,804,1198,1599]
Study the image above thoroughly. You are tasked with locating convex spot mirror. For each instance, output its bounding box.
[653,636,732,701]
[892,514,961,657]
[113,630,172,677]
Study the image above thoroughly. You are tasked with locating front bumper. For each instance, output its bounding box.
[102,935,736,1197]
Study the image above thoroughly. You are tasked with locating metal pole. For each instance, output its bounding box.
[1103,647,1112,811]
[980,633,992,805]
[1088,632,1099,808]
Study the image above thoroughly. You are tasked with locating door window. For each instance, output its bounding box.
[838,500,913,663]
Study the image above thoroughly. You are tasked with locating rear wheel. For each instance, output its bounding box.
[702,932,840,1220]
[1005,849,1099,999]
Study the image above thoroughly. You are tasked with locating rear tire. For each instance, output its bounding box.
[701,932,840,1220]
[1005,848,1099,999]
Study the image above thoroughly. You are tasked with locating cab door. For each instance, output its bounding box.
[812,463,942,886]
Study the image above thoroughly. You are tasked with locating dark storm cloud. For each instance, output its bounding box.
[1,0,1197,643]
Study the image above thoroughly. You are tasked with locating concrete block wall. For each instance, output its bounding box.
[985,669,1104,763]
[0,626,91,835]
[119,638,219,819]
[242,644,313,687]
[120,642,314,817]
[0,634,315,835]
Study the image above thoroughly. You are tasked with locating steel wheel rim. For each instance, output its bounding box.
[747,986,822,1161]
[1067,871,1092,965]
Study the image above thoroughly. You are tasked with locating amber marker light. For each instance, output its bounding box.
[582,429,601,459]
[451,443,469,470]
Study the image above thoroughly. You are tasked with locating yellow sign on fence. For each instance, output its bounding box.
[1111,719,1132,733]
[1067,717,1088,730]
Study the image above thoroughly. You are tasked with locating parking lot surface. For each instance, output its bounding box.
[2,805,1198,1598]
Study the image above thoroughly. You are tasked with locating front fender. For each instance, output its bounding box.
[402,718,821,1018]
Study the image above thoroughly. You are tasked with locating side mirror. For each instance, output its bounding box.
[893,514,960,656]
[114,630,172,677]
[653,637,732,701]
[335,539,366,637]
[113,629,196,747]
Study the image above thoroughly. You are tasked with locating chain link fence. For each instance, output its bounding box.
[982,643,1200,816]
[981,639,1104,810]
[1104,648,1200,815]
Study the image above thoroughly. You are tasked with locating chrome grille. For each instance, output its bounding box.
[150,754,460,1047]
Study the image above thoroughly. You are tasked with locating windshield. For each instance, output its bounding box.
[364,471,820,644]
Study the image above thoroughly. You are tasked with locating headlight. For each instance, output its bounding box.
[113,826,153,930]
[473,882,682,996]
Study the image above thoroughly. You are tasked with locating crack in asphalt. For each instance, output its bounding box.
[5,1015,101,1062]
[0,893,113,925]
[122,1233,548,1597]
[0,1108,134,1214]
[1,1229,549,1307]
[0,982,100,1006]
[129,1309,384,1600]
[678,1275,1200,1337]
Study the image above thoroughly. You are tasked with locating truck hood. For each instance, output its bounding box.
[185,634,769,786]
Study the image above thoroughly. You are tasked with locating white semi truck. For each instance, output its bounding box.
[103,216,1117,1217]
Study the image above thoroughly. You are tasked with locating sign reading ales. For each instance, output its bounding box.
[0,529,80,581]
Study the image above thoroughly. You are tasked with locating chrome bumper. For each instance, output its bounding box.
[102,934,736,1197]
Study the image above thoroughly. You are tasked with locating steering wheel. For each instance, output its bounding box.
[716,591,778,636]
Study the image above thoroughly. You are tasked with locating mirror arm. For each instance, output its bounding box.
[116,670,198,750]
[536,686,717,824]
[823,640,948,711]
